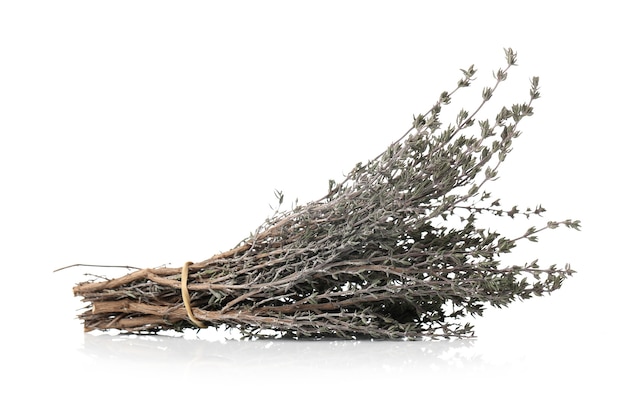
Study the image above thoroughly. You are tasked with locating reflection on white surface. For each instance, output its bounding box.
[6,326,616,416]
[81,332,490,377]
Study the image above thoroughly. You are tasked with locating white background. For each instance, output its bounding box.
[1,1,623,415]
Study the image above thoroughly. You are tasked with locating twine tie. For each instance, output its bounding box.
[181,261,207,328]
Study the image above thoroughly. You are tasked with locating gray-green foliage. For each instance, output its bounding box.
[74,49,579,339]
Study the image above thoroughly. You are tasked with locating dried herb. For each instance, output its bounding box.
[73,49,580,339]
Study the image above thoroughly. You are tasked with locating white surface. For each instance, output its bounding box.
[1,1,623,415]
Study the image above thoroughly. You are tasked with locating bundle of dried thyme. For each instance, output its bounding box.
[73,49,580,339]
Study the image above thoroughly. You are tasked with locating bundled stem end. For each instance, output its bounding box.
[72,49,579,340]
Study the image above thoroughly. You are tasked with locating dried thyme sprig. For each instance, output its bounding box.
[73,49,580,339]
